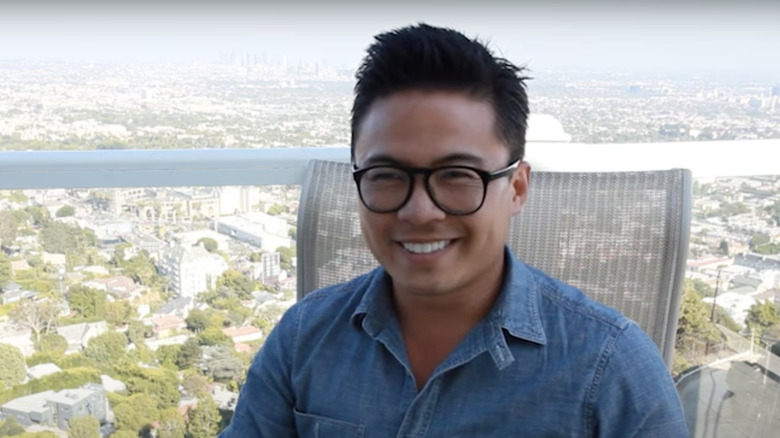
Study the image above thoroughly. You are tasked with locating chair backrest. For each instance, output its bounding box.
[297,160,692,369]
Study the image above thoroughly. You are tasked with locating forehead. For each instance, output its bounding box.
[354,89,507,166]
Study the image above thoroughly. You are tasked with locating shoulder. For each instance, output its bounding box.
[277,269,379,336]
[521,261,632,335]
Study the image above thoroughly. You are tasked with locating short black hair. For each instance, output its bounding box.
[351,23,530,162]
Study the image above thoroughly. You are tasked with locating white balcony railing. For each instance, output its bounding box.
[2,139,780,190]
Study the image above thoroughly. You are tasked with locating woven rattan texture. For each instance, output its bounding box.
[297,160,690,368]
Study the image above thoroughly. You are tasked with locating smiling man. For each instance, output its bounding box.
[220,24,689,437]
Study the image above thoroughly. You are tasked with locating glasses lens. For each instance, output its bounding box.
[359,167,410,212]
[429,167,485,214]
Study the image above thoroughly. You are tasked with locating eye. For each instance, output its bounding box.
[437,168,480,181]
[364,168,406,183]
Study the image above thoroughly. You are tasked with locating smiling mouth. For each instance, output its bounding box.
[401,240,452,254]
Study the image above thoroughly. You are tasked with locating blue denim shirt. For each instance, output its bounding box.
[220,250,689,437]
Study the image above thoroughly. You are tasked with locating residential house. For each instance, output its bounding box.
[0,326,35,357]
[150,315,186,338]
[1,383,109,431]
[146,335,189,352]
[56,321,108,355]
[82,275,146,300]
[0,281,37,304]
[152,296,195,319]
[27,363,62,380]
[0,390,56,427]
[157,244,228,298]
[214,213,292,252]
[222,326,263,344]
[100,374,127,393]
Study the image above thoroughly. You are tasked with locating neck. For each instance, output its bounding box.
[392,258,507,331]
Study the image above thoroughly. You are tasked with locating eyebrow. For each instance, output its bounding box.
[360,152,487,167]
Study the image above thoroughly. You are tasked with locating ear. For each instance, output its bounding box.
[510,162,531,216]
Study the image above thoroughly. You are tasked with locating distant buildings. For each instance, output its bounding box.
[214,212,292,252]
[82,275,146,300]
[1,383,109,431]
[56,321,108,355]
[157,244,229,298]
[0,281,37,304]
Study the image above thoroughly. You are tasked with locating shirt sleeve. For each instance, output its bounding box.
[590,322,690,438]
[218,302,302,438]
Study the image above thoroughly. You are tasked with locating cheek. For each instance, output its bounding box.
[359,211,389,242]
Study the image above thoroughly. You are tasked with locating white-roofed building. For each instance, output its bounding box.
[157,244,229,298]
[26,363,62,380]
[214,212,292,252]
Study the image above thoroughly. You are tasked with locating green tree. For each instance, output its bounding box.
[127,320,152,346]
[687,278,715,298]
[0,416,25,436]
[105,301,133,327]
[276,246,295,272]
[24,206,50,227]
[67,285,107,319]
[749,233,771,251]
[674,283,721,374]
[156,407,186,438]
[197,327,233,347]
[186,395,221,438]
[113,393,159,435]
[122,251,161,287]
[68,416,99,438]
[35,332,68,355]
[11,298,60,345]
[195,237,218,253]
[216,270,254,300]
[84,331,129,364]
[109,243,131,267]
[7,191,27,204]
[746,300,780,339]
[0,343,26,388]
[185,309,211,333]
[203,346,245,383]
[266,203,285,216]
[0,211,18,247]
[177,338,202,370]
[0,253,12,287]
[55,205,75,218]
[225,307,251,327]
[119,365,180,410]
[40,221,96,264]
[155,345,181,370]
[181,372,209,397]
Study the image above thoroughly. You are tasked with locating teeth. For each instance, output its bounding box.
[402,240,451,254]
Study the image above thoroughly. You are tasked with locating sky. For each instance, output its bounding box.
[1,0,778,78]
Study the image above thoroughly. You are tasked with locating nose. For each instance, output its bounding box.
[396,176,447,223]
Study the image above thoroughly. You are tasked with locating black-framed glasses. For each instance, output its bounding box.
[352,160,520,215]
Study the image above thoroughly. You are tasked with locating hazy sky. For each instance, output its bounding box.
[1,0,778,78]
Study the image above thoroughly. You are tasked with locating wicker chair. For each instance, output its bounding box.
[297,160,691,369]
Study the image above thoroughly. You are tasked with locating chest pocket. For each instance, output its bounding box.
[293,409,365,438]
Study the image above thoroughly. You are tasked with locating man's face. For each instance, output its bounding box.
[353,89,530,299]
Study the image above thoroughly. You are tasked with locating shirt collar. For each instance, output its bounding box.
[351,247,547,346]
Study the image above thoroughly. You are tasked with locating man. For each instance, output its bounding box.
[220,23,689,437]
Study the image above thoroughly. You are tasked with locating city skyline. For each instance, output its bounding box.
[1,1,779,78]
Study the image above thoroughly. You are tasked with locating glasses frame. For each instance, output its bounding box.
[352,160,521,215]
